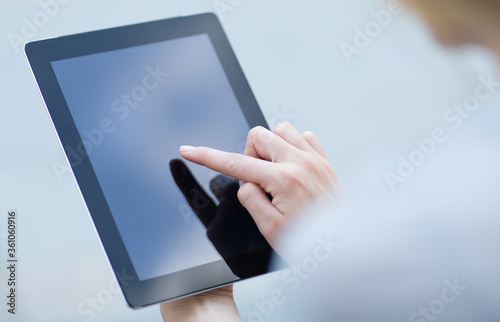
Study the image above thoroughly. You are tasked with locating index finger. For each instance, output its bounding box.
[180,146,275,187]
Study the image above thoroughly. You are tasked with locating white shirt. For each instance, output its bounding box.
[268,90,500,321]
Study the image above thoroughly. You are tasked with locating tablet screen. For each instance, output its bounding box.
[51,33,251,281]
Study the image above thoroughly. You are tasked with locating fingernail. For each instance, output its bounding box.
[180,145,195,153]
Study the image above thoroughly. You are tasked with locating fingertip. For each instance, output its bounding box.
[179,145,195,154]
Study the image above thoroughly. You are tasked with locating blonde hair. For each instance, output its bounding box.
[402,0,500,46]
[405,0,500,24]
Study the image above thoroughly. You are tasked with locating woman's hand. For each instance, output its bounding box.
[161,123,341,322]
[180,122,343,251]
[160,285,242,322]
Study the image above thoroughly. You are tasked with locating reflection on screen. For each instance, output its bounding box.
[51,34,252,281]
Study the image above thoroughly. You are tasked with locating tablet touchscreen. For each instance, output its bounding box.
[26,14,278,307]
[52,32,257,281]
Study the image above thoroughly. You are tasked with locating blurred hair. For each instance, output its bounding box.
[402,0,500,46]
[405,0,500,23]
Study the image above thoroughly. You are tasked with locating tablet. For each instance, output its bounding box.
[25,13,281,308]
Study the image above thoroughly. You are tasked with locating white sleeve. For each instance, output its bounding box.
[265,126,500,322]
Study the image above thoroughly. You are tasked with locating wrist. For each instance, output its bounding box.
[160,286,242,322]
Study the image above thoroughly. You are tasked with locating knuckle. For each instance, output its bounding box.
[296,153,322,177]
[248,126,265,140]
[302,130,316,139]
[273,121,290,133]
[224,153,241,175]
[250,125,273,144]
[300,154,317,169]
[276,166,305,188]
[237,183,252,205]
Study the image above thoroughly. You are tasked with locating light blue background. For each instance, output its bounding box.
[0,0,498,321]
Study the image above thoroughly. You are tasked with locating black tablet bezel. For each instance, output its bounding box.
[25,13,275,308]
